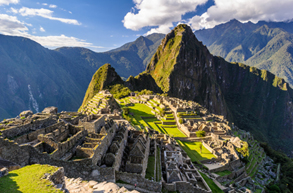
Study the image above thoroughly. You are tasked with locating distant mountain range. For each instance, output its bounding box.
[195,19,293,87]
[0,33,164,120]
[1,19,293,122]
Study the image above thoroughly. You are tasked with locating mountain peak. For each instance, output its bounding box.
[79,63,123,110]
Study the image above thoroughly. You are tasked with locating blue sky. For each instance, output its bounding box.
[0,0,293,52]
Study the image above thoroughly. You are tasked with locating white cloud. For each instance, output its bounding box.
[9,7,18,13]
[39,26,45,32]
[189,0,293,30]
[42,3,47,6]
[123,0,208,34]
[0,14,28,35]
[0,13,100,50]
[18,7,81,25]
[0,0,18,5]
[49,4,57,8]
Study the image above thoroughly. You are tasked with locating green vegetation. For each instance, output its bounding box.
[79,63,123,110]
[135,89,154,96]
[147,25,187,92]
[145,156,155,180]
[177,112,197,117]
[196,131,206,137]
[177,140,215,161]
[199,171,224,193]
[108,84,131,99]
[236,141,249,157]
[122,107,129,115]
[0,164,62,193]
[214,170,232,177]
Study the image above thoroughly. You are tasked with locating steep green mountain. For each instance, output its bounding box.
[0,34,93,120]
[145,24,293,153]
[56,33,165,79]
[80,63,123,109]
[195,19,293,86]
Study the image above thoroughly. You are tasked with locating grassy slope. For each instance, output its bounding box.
[148,25,185,92]
[177,140,215,161]
[0,164,62,193]
[80,63,110,110]
[199,172,224,193]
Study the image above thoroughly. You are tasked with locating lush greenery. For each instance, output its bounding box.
[108,84,131,99]
[135,89,154,96]
[147,25,187,92]
[0,164,62,193]
[236,141,249,157]
[199,171,224,193]
[196,130,206,137]
[177,140,215,161]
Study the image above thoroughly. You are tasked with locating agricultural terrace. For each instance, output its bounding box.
[118,98,185,137]
[177,140,216,161]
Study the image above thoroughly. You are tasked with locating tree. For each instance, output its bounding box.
[122,107,129,115]
[196,130,206,137]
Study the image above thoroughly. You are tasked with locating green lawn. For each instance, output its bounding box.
[157,124,186,137]
[145,156,155,180]
[177,140,216,161]
[214,170,232,177]
[0,164,63,193]
[122,103,186,137]
[199,172,224,193]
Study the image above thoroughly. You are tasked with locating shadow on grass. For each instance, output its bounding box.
[0,173,22,193]
[181,141,205,161]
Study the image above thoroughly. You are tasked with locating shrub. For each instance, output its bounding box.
[196,131,206,137]
[179,118,183,124]
[108,84,131,99]
[236,141,249,157]
[122,107,129,115]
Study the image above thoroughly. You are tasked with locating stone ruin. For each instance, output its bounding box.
[158,135,211,193]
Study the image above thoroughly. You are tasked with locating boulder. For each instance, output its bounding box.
[0,167,8,177]
[19,110,33,118]
[42,107,58,114]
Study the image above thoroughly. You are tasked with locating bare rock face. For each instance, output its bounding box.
[42,106,58,114]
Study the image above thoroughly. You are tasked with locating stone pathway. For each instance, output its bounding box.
[65,177,140,193]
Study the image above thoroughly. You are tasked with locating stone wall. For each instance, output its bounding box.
[14,121,65,144]
[112,127,128,171]
[91,124,116,166]
[50,129,87,159]
[2,117,57,139]
[141,135,150,177]
[79,115,105,133]
[202,141,221,158]
[0,136,115,182]
[116,171,162,192]
[162,181,212,193]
